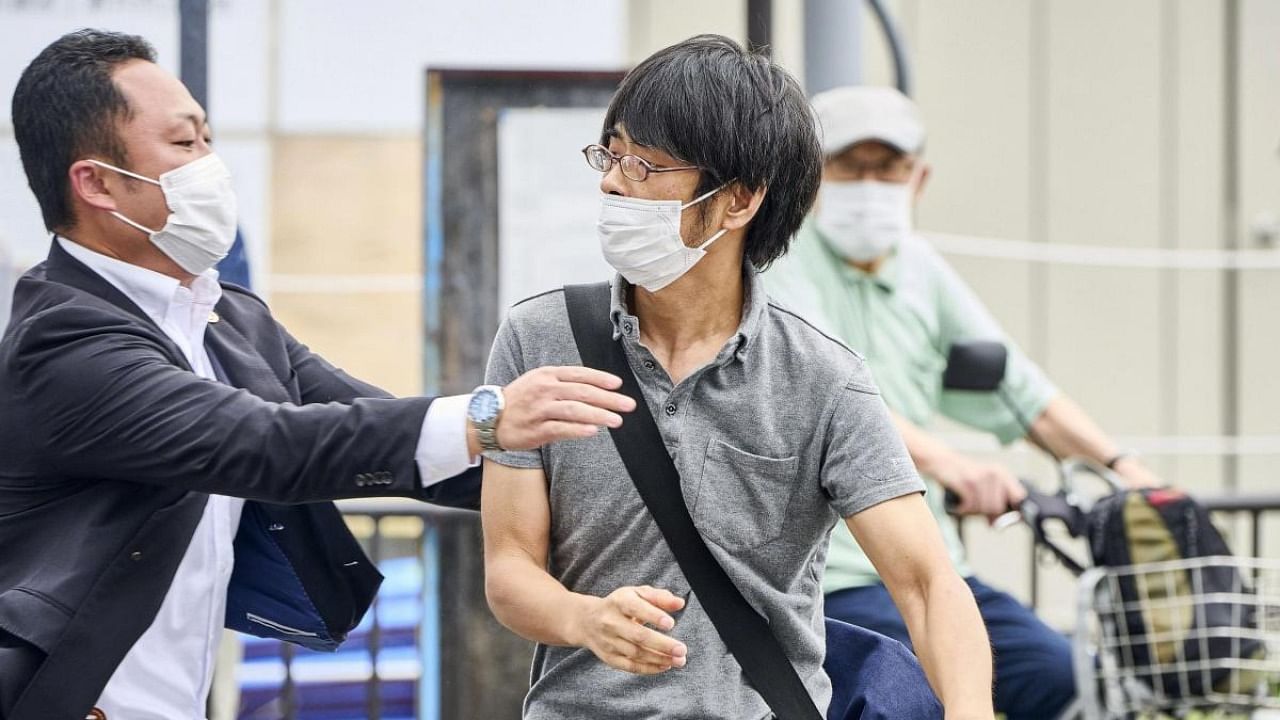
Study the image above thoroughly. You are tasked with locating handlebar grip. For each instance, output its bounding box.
[942,485,1026,515]
[943,489,961,512]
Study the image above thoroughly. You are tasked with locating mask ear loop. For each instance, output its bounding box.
[680,181,731,210]
[109,211,161,236]
[86,159,162,186]
[85,160,165,235]
[694,228,729,251]
[684,180,737,250]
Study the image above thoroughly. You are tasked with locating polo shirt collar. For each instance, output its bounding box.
[609,262,765,361]
[811,222,900,293]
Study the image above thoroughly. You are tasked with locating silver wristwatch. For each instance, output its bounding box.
[467,385,506,452]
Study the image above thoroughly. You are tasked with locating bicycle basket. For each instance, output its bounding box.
[1075,556,1280,716]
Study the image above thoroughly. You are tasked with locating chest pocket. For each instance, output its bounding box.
[692,439,799,551]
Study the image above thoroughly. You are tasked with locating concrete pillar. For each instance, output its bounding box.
[803,0,863,95]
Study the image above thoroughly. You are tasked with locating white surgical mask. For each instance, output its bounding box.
[814,178,913,263]
[89,153,238,275]
[596,186,728,293]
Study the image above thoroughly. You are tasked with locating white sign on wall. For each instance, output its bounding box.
[496,107,613,317]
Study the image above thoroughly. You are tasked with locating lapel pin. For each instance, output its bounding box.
[208,311,220,324]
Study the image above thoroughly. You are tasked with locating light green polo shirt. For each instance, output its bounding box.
[764,219,1057,591]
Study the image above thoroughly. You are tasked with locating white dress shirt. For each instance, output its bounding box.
[58,238,476,719]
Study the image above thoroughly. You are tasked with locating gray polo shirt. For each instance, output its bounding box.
[484,270,925,720]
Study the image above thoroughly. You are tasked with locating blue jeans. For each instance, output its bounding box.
[825,577,1074,720]
[823,618,943,720]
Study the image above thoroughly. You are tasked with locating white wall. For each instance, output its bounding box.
[0,0,626,278]
[276,0,624,134]
[1,5,176,266]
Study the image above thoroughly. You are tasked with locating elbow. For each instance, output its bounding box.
[919,568,973,616]
[483,570,503,614]
[894,560,963,615]
[483,560,519,630]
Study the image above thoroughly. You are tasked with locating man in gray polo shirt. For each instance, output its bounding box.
[480,35,994,719]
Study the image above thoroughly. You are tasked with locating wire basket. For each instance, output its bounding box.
[1073,556,1280,718]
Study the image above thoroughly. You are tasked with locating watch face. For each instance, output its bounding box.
[468,389,500,423]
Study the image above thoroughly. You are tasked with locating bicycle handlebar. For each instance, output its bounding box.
[943,482,1085,535]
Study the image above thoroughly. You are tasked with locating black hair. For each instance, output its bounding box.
[11,29,157,232]
[602,34,821,269]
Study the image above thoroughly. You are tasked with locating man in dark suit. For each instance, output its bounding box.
[0,29,634,720]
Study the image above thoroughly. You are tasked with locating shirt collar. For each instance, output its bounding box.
[808,220,900,293]
[55,236,222,326]
[608,262,766,362]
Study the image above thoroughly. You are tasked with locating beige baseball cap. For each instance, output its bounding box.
[811,85,925,157]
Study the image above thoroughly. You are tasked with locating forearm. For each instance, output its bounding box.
[895,572,994,717]
[485,553,591,647]
[849,498,994,717]
[45,369,431,502]
[1029,395,1160,486]
[481,462,592,648]
[1028,394,1117,461]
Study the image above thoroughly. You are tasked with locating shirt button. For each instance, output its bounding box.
[665,403,677,416]
[130,551,143,561]
[643,360,656,371]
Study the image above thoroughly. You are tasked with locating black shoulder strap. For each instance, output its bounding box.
[563,282,824,720]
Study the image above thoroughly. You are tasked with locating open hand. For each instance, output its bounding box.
[493,366,636,451]
[573,585,688,675]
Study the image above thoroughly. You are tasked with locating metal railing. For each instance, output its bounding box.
[235,494,1280,719]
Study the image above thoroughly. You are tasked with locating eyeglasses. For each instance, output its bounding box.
[826,152,917,182]
[581,144,700,182]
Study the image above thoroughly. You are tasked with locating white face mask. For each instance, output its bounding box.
[814,178,913,263]
[89,153,238,275]
[596,185,728,293]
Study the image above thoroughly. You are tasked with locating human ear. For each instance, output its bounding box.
[67,160,120,213]
[721,183,767,231]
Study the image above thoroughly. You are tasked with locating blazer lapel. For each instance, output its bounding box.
[203,312,293,403]
[45,240,288,402]
[43,240,195,373]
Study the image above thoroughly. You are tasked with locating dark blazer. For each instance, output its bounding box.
[0,241,480,719]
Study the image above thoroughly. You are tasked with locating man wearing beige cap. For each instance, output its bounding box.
[766,86,1162,720]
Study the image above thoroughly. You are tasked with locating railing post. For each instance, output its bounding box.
[1251,509,1262,560]
[367,515,384,720]
[1029,545,1039,611]
[281,641,296,719]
